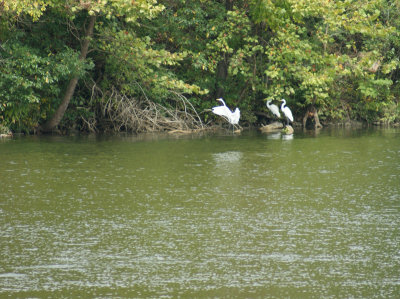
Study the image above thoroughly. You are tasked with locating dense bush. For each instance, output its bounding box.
[0,0,399,133]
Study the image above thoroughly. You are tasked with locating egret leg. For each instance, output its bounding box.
[232,124,235,133]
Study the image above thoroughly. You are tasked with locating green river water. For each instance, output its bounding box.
[1,128,399,298]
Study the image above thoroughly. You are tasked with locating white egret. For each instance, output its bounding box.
[212,98,231,120]
[266,99,281,118]
[212,98,240,128]
[280,99,294,126]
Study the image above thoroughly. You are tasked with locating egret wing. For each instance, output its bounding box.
[267,101,281,118]
[231,108,240,125]
[212,105,231,117]
[270,104,281,118]
[284,107,294,122]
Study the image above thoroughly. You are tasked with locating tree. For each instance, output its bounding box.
[250,0,398,126]
[1,0,206,132]
[41,14,96,132]
[1,1,90,131]
[1,0,399,132]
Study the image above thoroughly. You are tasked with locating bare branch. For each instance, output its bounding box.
[99,85,206,133]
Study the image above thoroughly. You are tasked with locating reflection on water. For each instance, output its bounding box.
[212,151,243,164]
[1,128,400,298]
[281,134,293,140]
[266,132,281,140]
[264,131,293,140]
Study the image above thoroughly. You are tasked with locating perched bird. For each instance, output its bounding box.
[266,99,281,118]
[212,98,240,127]
[280,99,294,126]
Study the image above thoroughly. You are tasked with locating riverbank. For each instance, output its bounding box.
[1,118,400,137]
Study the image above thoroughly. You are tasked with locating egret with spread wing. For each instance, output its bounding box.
[212,98,240,129]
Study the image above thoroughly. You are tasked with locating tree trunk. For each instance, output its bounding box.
[214,0,234,99]
[313,107,323,129]
[225,0,234,10]
[41,15,96,132]
[215,59,228,98]
[302,109,309,128]
[303,105,323,129]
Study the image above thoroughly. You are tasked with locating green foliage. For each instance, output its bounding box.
[98,25,205,101]
[247,0,399,123]
[0,35,92,131]
[2,0,48,21]
[0,124,12,135]
[1,0,400,132]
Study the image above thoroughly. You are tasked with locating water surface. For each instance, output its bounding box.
[1,128,399,297]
